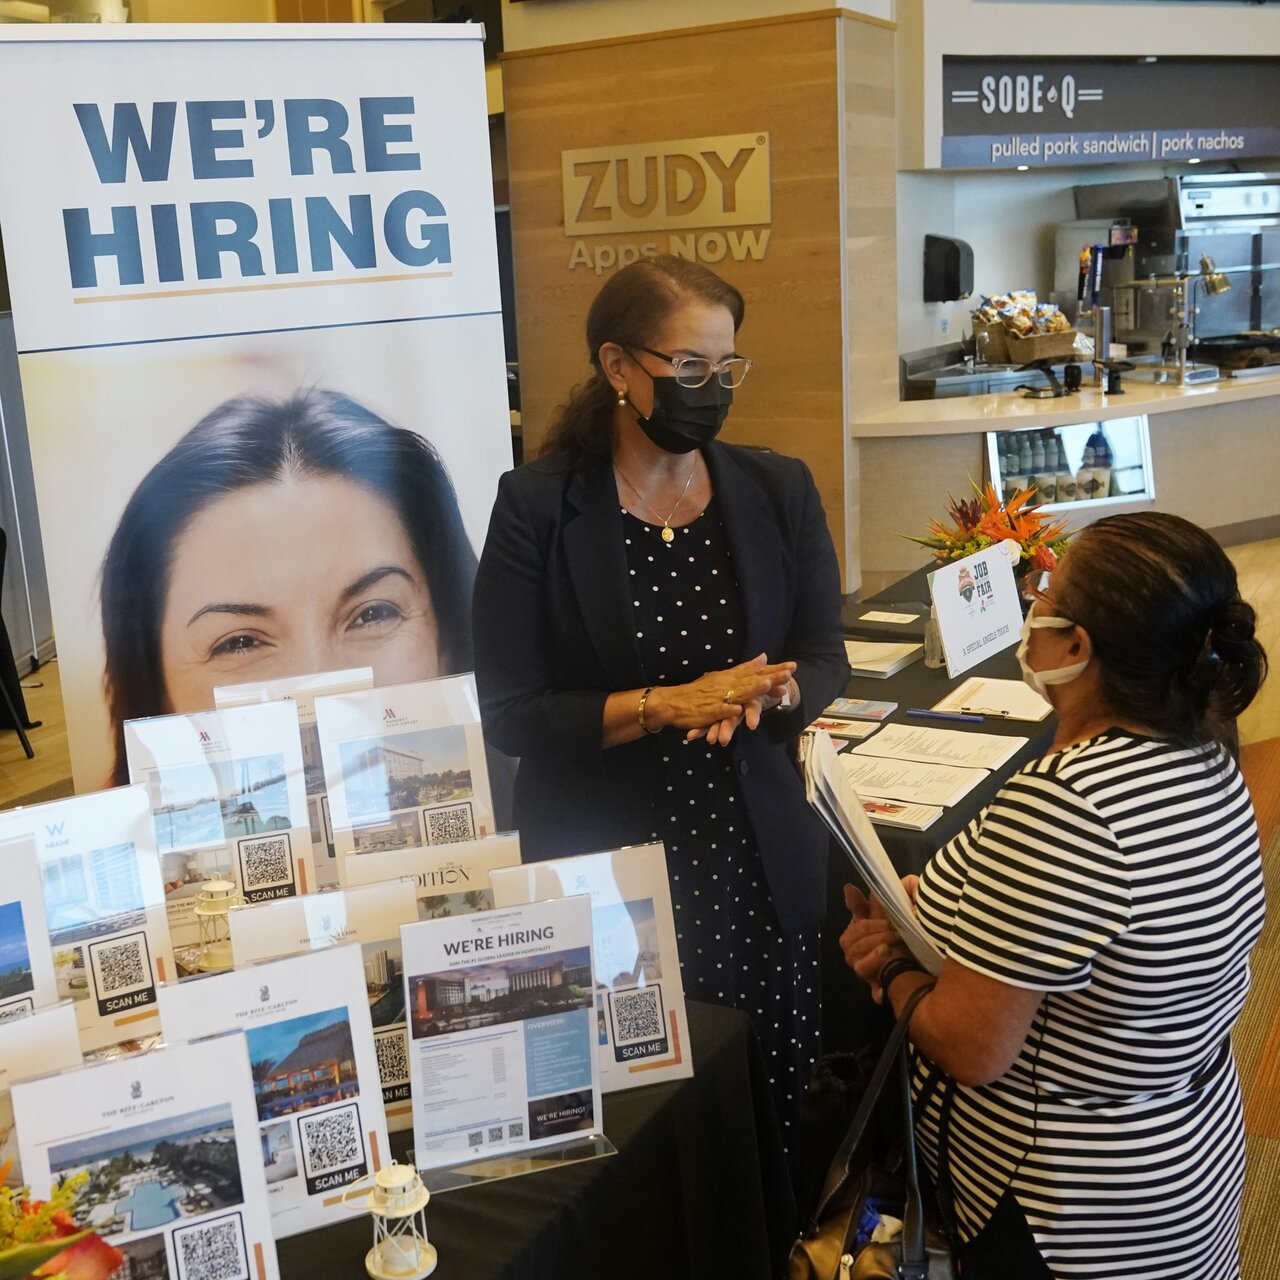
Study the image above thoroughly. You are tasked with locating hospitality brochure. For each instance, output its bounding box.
[927,541,1023,678]
[839,754,988,809]
[343,832,523,920]
[808,717,880,741]
[12,1033,280,1280]
[228,880,421,1133]
[214,668,376,891]
[158,944,387,1239]
[0,835,57,1023]
[401,896,601,1170]
[802,732,943,974]
[932,676,1052,722]
[824,697,897,721]
[0,1001,81,1185]
[861,798,944,832]
[848,722,1026,772]
[125,702,312,966]
[490,843,693,1092]
[315,674,495,883]
[0,786,175,1053]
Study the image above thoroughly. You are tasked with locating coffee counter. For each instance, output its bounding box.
[852,369,1280,438]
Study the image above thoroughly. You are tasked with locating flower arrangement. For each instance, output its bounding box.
[905,480,1070,575]
[0,1164,122,1280]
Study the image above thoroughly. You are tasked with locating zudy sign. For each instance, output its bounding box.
[561,132,772,273]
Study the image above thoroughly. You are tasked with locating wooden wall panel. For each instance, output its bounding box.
[502,15,849,577]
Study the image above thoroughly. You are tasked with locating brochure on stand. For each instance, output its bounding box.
[928,542,1023,678]
[802,732,943,974]
[158,944,387,1239]
[840,754,988,809]
[125,703,312,968]
[849,722,1026,772]
[0,1001,81,1184]
[343,831,522,919]
[13,1033,280,1280]
[315,674,494,883]
[0,835,57,1022]
[0,786,174,1053]
[215,668,376,890]
[228,880,420,1133]
[402,896,602,1171]
[490,843,692,1092]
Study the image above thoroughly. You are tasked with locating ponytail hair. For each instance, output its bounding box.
[1056,512,1267,752]
[539,255,745,459]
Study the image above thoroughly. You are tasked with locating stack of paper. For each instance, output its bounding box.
[840,753,987,808]
[849,722,1027,772]
[845,640,924,679]
[803,732,943,975]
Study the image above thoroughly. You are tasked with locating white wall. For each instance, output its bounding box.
[502,0,893,53]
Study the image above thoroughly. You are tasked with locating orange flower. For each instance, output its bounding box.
[33,1234,125,1280]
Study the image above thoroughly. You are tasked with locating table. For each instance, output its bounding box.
[276,1001,794,1280]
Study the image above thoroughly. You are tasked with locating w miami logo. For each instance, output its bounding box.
[45,821,65,838]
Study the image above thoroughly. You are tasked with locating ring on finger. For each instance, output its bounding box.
[722,688,736,704]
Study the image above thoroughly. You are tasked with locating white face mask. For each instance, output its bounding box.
[1016,607,1089,700]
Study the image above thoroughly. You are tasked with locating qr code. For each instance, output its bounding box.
[610,986,665,1046]
[173,1213,249,1280]
[424,802,475,846]
[299,1103,363,1176]
[488,1126,503,1143]
[238,834,294,891]
[374,1029,409,1086]
[508,1121,524,1140]
[93,936,148,995]
[467,1130,483,1148]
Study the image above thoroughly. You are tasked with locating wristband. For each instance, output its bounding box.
[638,686,660,735]
[877,956,927,996]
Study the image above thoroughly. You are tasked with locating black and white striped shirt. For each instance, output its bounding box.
[914,730,1265,1279]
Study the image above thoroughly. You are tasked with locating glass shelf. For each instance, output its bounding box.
[985,416,1154,513]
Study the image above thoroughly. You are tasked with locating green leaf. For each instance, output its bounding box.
[0,1233,92,1280]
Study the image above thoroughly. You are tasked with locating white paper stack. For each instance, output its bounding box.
[803,732,943,975]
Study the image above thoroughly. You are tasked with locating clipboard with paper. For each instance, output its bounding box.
[802,730,943,975]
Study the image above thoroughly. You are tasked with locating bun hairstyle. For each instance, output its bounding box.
[539,255,745,459]
[1055,512,1267,751]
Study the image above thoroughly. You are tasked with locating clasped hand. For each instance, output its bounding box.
[652,653,795,747]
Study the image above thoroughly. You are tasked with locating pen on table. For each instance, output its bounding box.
[961,706,1010,717]
[906,708,984,724]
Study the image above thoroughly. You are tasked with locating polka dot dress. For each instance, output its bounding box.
[622,498,821,1148]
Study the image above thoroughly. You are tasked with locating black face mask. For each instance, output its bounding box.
[633,375,733,455]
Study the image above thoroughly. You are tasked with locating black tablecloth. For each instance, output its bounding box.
[277,1001,794,1280]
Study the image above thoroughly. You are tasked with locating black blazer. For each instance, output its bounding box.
[472,442,849,933]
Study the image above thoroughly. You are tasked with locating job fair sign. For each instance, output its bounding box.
[0,26,512,790]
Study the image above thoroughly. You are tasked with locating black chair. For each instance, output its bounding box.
[0,527,37,759]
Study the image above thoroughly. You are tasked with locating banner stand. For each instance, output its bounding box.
[413,1133,618,1195]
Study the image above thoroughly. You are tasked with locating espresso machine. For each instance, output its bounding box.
[1055,173,1280,384]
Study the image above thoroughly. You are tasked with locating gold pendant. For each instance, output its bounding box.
[661,525,675,543]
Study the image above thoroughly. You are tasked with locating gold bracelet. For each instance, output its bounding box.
[638,686,660,735]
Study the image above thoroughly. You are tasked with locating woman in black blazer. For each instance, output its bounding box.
[473,256,848,1147]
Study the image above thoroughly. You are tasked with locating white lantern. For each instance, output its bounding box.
[193,879,244,972]
[348,1163,437,1280]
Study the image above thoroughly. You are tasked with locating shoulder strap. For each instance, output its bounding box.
[807,981,935,1230]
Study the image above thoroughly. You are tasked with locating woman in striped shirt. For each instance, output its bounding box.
[841,512,1268,1279]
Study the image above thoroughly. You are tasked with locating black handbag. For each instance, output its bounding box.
[789,983,950,1280]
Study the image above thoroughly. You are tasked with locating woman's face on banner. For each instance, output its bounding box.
[158,473,441,711]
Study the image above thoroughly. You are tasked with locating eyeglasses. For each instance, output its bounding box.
[626,344,754,390]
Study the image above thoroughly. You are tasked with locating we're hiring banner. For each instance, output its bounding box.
[0,26,511,789]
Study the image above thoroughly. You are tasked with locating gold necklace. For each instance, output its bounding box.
[614,458,698,544]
